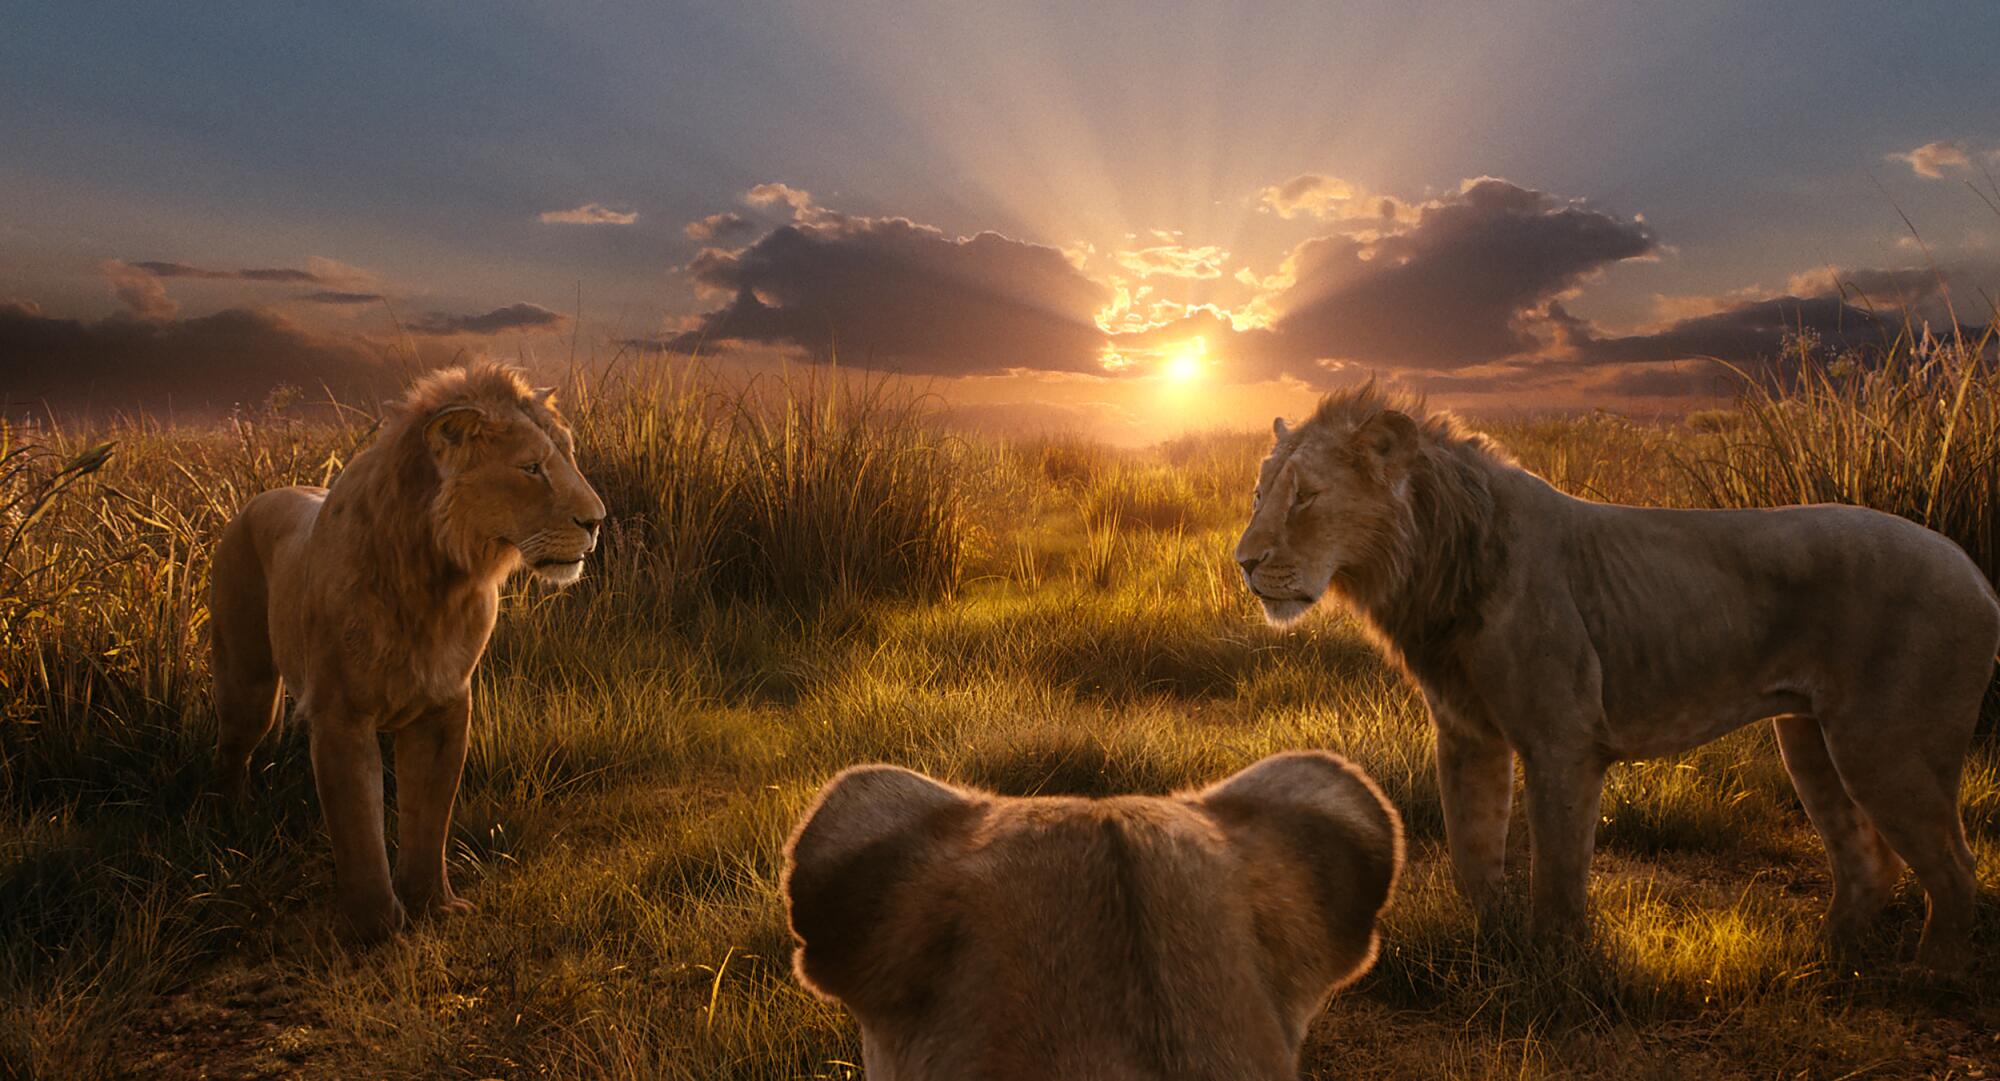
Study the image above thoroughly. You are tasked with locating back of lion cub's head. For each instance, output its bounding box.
[782,751,1403,1081]
[362,360,605,583]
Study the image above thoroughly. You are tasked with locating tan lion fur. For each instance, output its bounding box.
[210,361,605,940]
[782,752,1403,1081]
[1236,383,1998,971]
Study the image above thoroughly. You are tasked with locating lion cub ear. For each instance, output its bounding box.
[1353,410,1418,477]
[783,765,982,1011]
[424,405,487,455]
[1196,752,1403,1012]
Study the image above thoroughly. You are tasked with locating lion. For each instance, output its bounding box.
[782,751,1403,1080]
[209,361,605,941]
[1235,384,1998,972]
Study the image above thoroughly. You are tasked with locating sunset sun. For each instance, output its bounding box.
[1162,337,1208,383]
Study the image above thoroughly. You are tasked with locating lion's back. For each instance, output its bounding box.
[1540,490,2000,738]
[1570,499,1997,637]
[226,486,325,581]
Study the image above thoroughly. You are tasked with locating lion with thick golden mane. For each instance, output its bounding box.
[210,361,605,940]
[1235,383,1996,970]
[783,751,1403,1079]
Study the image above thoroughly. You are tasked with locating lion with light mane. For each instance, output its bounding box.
[211,361,605,940]
[1235,384,1997,970]
[783,751,1402,1080]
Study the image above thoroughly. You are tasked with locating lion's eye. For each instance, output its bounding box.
[521,461,544,477]
[1294,490,1317,510]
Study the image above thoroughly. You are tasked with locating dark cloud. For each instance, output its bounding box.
[664,179,1664,385]
[0,302,398,417]
[1791,261,2000,329]
[1804,265,1948,304]
[1106,179,1654,385]
[298,290,386,305]
[646,179,1992,400]
[1540,261,1997,396]
[1568,294,1891,366]
[409,302,568,336]
[667,203,1113,375]
[127,260,323,283]
[1257,178,1657,376]
[1398,362,1554,397]
[684,211,753,243]
[1586,362,1741,399]
[99,259,347,320]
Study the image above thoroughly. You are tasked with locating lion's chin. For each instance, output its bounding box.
[530,558,586,587]
[1258,595,1317,627]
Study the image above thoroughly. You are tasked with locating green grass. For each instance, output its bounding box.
[4,345,2000,1079]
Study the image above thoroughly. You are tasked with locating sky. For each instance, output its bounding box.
[4,1,1998,441]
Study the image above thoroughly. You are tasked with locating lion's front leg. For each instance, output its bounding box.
[1435,723,1514,918]
[392,695,474,918]
[1519,746,1607,939]
[308,704,406,942]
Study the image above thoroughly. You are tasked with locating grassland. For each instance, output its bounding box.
[4,340,2000,1080]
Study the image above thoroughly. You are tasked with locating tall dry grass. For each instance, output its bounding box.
[1684,326,2000,582]
[5,344,2000,1079]
[571,366,967,621]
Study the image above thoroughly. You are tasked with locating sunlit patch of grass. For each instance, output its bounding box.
[1958,745,2000,841]
[1600,878,1823,1009]
[300,784,850,1081]
[1361,852,1934,1073]
[1598,727,1798,857]
[1081,464,1210,531]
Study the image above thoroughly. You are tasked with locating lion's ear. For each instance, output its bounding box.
[1196,751,1403,1011]
[783,765,980,1012]
[532,386,559,408]
[1273,416,1292,441]
[424,405,487,454]
[1354,410,1418,475]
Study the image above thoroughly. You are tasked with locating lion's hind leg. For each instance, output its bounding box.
[1772,715,1904,947]
[210,516,284,801]
[214,667,283,801]
[1816,678,1980,974]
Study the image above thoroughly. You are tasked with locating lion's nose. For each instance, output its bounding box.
[576,515,602,538]
[1238,553,1265,578]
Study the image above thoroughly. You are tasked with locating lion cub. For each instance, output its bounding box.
[782,751,1403,1080]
